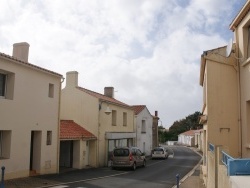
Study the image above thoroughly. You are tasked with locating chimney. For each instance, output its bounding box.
[155,111,158,117]
[66,71,78,88]
[104,87,114,98]
[12,42,30,62]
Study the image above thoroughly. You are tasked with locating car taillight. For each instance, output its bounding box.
[129,153,133,161]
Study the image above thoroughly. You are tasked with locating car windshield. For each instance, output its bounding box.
[153,148,164,151]
[113,149,129,156]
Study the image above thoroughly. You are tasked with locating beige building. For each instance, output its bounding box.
[60,71,136,167]
[0,42,62,180]
[199,45,239,187]
[199,1,250,187]
[59,120,96,169]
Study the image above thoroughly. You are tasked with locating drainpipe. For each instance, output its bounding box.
[57,77,64,173]
[234,28,242,158]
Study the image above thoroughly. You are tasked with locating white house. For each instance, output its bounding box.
[178,130,196,147]
[0,42,62,180]
[132,105,153,156]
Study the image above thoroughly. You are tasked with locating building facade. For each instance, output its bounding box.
[152,111,159,148]
[132,105,153,156]
[60,71,136,167]
[178,130,196,147]
[0,42,62,180]
[199,46,239,187]
[199,1,250,187]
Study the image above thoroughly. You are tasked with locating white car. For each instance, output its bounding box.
[151,147,168,159]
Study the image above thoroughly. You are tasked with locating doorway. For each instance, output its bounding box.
[30,131,41,175]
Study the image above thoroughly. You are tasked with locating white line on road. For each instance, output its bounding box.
[37,171,130,188]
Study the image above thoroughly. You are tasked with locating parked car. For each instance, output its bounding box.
[151,147,168,159]
[111,146,146,170]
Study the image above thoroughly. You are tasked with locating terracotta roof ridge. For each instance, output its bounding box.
[76,86,132,108]
[0,52,62,77]
[77,86,104,97]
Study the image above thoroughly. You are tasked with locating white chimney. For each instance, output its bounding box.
[104,87,114,98]
[12,42,30,62]
[66,71,78,88]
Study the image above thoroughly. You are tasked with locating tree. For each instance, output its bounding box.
[163,111,202,141]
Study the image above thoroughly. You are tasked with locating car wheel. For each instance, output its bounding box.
[143,160,146,167]
[132,163,136,171]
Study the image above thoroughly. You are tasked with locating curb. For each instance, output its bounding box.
[171,147,203,188]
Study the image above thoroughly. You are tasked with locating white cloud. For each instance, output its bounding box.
[0,0,245,127]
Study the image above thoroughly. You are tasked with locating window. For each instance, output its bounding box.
[0,71,15,100]
[112,110,117,126]
[48,83,54,98]
[123,112,127,126]
[0,130,11,159]
[248,26,250,58]
[0,73,6,97]
[141,120,146,133]
[243,25,250,60]
[46,131,52,145]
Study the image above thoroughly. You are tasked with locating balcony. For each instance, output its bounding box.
[221,151,250,176]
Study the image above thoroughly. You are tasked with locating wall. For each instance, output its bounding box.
[234,12,250,158]
[61,86,98,167]
[135,108,153,156]
[99,103,134,166]
[0,57,61,179]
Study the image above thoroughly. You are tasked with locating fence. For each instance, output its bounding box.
[221,150,250,176]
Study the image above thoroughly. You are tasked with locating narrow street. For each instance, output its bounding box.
[5,146,201,188]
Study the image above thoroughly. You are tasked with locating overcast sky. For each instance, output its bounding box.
[0,0,246,128]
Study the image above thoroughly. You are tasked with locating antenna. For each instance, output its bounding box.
[226,38,233,57]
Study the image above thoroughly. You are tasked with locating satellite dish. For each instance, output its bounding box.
[226,38,233,57]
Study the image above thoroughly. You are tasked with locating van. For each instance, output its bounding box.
[111,147,146,170]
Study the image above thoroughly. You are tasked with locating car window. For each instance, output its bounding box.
[113,149,129,156]
[154,147,164,152]
[132,148,137,156]
[136,149,142,156]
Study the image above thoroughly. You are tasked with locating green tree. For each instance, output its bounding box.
[163,111,202,141]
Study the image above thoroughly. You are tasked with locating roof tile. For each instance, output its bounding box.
[60,120,96,140]
[131,105,146,115]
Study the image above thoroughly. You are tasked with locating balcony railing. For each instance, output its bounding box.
[221,150,250,176]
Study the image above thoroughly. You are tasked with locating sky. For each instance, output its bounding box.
[0,0,247,128]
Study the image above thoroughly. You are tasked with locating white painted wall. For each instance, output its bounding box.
[0,55,61,180]
[135,107,153,156]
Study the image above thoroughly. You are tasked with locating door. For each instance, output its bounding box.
[85,141,89,166]
[30,131,41,174]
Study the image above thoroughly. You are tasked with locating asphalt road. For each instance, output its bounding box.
[36,146,201,188]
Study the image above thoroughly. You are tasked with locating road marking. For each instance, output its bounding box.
[147,160,163,166]
[37,171,130,188]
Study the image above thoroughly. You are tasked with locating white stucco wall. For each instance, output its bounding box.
[135,108,153,156]
[0,56,61,179]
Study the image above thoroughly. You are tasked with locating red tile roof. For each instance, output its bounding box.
[0,52,62,77]
[179,130,196,136]
[60,120,96,140]
[132,105,146,115]
[77,87,132,109]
